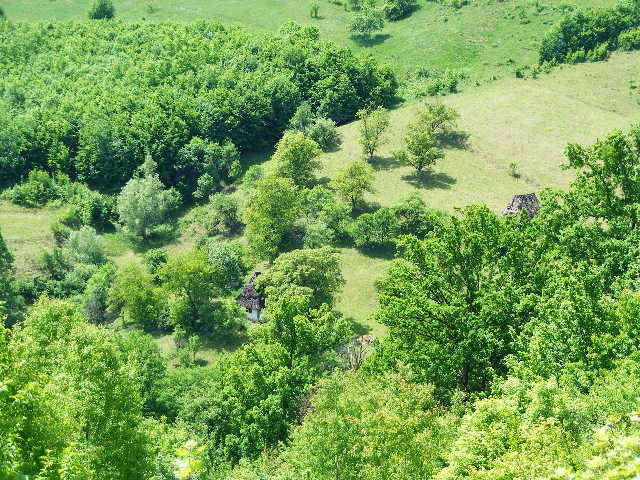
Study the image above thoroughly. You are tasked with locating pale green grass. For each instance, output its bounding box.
[1,0,615,79]
[0,200,62,276]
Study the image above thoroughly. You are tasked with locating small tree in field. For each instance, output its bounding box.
[310,2,320,18]
[330,159,376,211]
[117,156,181,238]
[358,107,390,161]
[348,4,385,39]
[395,126,444,174]
[88,0,115,19]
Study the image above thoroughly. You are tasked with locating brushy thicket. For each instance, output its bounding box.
[0,21,397,193]
[539,0,640,64]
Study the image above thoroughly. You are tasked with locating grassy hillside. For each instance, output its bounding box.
[3,51,638,337]
[1,0,615,80]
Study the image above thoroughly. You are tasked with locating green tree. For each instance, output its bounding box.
[357,107,390,161]
[395,124,444,173]
[83,262,117,324]
[205,240,247,293]
[350,207,398,248]
[0,228,17,320]
[330,159,376,211]
[371,205,529,397]
[108,263,167,330]
[272,130,322,187]
[243,177,300,262]
[117,156,181,238]
[348,3,386,39]
[256,246,345,308]
[281,369,450,480]
[159,249,222,334]
[64,226,108,265]
[88,0,114,19]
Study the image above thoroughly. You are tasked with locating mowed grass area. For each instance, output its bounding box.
[1,52,638,337]
[1,0,615,79]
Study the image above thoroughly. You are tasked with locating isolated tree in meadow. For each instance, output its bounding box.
[330,159,376,211]
[421,103,460,133]
[348,3,386,39]
[243,177,300,262]
[273,130,322,187]
[88,0,115,19]
[395,122,444,173]
[117,156,181,238]
[358,107,390,161]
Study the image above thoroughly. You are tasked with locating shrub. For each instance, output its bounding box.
[88,0,115,19]
[618,27,640,50]
[51,222,71,247]
[305,118,340,151]
[1,170,59,207]
[142,248,168,277]
[383,0,418,21]
[205,241,247,293]
[350,207,398,248]
[393,194,442,238]
[64,226,108,265]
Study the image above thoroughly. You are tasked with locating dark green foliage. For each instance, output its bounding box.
[142,248,168,277]
[0,228,18,321]
[383,0,419,21]
[0,21,396,192]
[88,0,115,19]
[1,170,59,207]
[83,262,117,324]
[392,193,444,238]
[539,1,640,64]
[350,207,398,248]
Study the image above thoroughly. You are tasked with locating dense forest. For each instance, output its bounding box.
[2,0,640,479]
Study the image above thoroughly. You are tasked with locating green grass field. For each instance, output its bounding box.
[1,0,615,80]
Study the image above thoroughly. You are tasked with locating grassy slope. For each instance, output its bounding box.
[328,51,640,335]
[1,0,614,79]
[1,54,638,337]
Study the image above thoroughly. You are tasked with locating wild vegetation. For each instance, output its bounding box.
[2,1,640,479]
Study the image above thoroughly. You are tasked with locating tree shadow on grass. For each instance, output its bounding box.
[438,130,471,150]
[357,243,396,260]
[402,171,457,190]
[370,155,403,171]
[346,316,373,336]
[350,33,392,47]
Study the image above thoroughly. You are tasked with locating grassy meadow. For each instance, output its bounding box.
[3,50,638,339]
[0,0,616,80]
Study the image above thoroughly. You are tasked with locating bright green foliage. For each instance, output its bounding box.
[393,193,444,238]
[357,107,390,161]
[0,227,17,318]
[117,157,181,238]
[142,248,168,277]
[281,369,452,480]
[206,240,247,293]
[109,263,168,330]
[371,205,527,396]
[539,2,640,64]
[256,246,345,308]
[159,249,223,334]
[1,169,58,207]
[83,262,117,324]
[299,185,352,245]
[305,117,340,151]
[243,177,300,262]
[395,122,444,173]
[348,3,386,38]
[265,295,351,366]
[330,159,376,211]
[2,298,152,480]
[350,207,398,248]
[272,130,322,187]
[383,0,418,21]
[88,0,114,19]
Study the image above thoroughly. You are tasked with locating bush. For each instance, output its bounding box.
[393,194,442,238]
[305,118,340,151]
[350,207,398,248]
[205,241,247,293]
[618,27,640,50]
[383,0,418,20]
[88,0,115,19]
[64,226,108,265]
[142,248,168,276]
[51,221,71,247]
[1,170,59,207]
